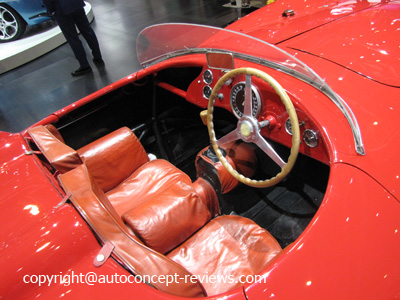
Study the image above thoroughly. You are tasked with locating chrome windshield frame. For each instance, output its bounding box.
[137,23,365,155]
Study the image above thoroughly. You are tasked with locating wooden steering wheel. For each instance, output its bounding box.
[207,67,300,188]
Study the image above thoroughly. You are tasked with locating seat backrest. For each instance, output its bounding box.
[58,164,207,298]
[77,127,149,193]
[28,125,150,192]
[28,125,82,174]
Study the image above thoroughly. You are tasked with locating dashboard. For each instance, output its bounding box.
[167,66,330,164]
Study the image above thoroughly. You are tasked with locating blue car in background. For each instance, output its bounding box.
[0,0,52,42]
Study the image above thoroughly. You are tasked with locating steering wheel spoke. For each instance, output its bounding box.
[216,129,241,147]
[243,75,253,117]
[255,134,286,168]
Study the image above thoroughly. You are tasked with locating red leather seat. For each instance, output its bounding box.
[117,143,281,296]
[32,124,282,297]
[59,164,282,297]
[76,126,150,193]
[28,124,150,176]
[58,164,207,298]
[121,172,282,296]
[105,159,193,215]
[167,215,281,296]
[27,125,208,215]
[27,124,83,173]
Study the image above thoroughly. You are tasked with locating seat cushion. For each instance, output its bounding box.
[59,164,207,298]
[106,159,192,216]
[167,215,282,296]
[123,180,212,254]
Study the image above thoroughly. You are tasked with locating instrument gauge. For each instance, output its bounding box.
[303,129,319,148]
[286,118,305,135]
[230,82,261,119]
[203,69,213,85]
[285,118,293,135]
[203,85,212,99]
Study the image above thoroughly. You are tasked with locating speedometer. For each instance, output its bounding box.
[230,82,261,119]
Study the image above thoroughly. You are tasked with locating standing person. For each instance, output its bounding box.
[43,0,104,76]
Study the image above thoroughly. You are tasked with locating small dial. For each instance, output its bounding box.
[203,85,212,99]
[303,129,319,148]
[230,82,261,119]
[203,69,213,84]
[285,118,293,135]
[285,118,305,135]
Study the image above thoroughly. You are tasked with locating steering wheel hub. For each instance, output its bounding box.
[240,120,253,138]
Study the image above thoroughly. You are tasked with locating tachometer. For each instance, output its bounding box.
[230,82,261,119]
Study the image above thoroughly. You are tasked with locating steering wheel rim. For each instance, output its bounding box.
[207,67,300,188]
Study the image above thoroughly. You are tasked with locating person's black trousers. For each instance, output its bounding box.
[54,8,102,68]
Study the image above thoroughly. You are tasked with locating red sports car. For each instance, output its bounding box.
[1,0,399,299]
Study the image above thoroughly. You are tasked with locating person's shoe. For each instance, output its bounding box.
[71,66,92,77]
[93,58,105,66]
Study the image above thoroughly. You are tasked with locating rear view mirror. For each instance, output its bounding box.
[206,52,234,70]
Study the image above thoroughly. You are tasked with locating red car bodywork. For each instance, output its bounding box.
[1,0,400,299]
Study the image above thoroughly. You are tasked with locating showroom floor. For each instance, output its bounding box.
[0,0,258,133]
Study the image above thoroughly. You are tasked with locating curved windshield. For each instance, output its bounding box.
[137,23,365,155]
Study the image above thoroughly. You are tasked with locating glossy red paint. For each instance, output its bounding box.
[226,0,377,44]
[2,0,400,299]
[0,134,123,299]
[285,50,400,199]
[0,133,248,300]
[245,163,400,299]
[283,2,400,87]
